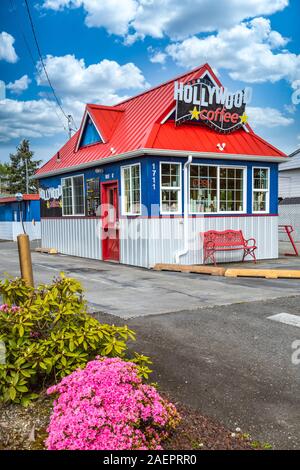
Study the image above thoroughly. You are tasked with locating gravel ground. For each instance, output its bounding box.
[0,393,266,451]
[0,394,51,450]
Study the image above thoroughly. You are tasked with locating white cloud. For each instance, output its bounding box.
[44,0,138,36]
[247,106,294,129]
[0,98,65,143]
[0,32,18,63]
[0,55,148,143]
[7,75,31,95]
[42,0,288,41]
[36,55,148,103]
[148,47,167,65]
[166,18,300,84]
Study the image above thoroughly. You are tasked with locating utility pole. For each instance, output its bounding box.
[67,114,76,139]
[25,158,29,194]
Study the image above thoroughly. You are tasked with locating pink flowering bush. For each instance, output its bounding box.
[46,357,180,450]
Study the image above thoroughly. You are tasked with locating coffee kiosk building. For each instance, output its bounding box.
[35,64,287,267]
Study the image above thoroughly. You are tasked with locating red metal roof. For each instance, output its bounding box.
[36,63,286,177]
[0,194,40,203]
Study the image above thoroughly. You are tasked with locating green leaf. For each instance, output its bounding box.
[16,385,28,393]
[9,387,16,401]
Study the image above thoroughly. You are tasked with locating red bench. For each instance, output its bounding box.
[202,230,257,266]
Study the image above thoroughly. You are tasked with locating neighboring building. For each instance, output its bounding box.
[279,148,300,241]
[0,194,41,241]
[35,63,287,267]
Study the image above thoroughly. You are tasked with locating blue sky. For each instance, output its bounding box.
[0,0,299,164]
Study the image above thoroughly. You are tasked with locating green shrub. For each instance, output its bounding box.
[0,274,151,406]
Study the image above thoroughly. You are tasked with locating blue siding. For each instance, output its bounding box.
[80,119,102,147]
[38,156,279,217]
[0,200,40,222]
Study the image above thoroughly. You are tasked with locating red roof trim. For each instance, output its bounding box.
[0,194,40,203]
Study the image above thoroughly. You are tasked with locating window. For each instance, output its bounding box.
[121,163,141,215]
[189,165,245,213]
[160,163,182,214]
[190,165,217,213]
[219,167,244,212]
[253,168,269,213]
[62,175,85,216]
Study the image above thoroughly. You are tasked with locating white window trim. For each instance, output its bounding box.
[252,166,270,214]
[121,163,142,216]
[188,164,247,215]
[62,174,85,217]
[160,161,182,215]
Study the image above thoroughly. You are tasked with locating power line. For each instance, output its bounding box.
[23,0,69,120]
[10,0,68,133]
[23,0,78,136]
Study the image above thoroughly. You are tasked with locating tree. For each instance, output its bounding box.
[7,139,42,194]
[0,162,10,195]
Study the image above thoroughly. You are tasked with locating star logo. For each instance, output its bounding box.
[189,106,200,120]
[240,112,248,124]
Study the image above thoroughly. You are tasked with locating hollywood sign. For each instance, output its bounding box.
[39,185,62,201]
[174,77,252,133]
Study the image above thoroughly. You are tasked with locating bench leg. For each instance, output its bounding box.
[243,248,257,263]
[204,249,217,266]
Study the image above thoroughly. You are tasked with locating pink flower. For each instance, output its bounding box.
[0,304,21,313]
[46,357,180,450]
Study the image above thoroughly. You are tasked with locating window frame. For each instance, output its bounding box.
[188,164,247,215]
[160,161,182,215]
[252,166,270,214]
[121,162,142,216]
[61,174,85,217]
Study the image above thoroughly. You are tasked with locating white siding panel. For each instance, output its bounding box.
[41,216,278,268]
[279,170,300,198]
[0,222,40,241]
[120,218,149,267]
[148,216,278,267]
[0,222,13,240]
[12,222,41,241]
[41,219,101,260]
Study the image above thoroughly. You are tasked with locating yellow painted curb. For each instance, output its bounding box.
[225,268,300,279]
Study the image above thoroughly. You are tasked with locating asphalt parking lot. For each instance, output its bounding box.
[1,240,300,318]
[1,240,300,449]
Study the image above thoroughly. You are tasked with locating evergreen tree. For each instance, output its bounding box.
[7,139,42,194]
[0,162,10,195]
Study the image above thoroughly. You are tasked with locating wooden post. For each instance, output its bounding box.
[17,234,34,287]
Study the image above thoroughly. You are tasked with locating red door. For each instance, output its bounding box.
[101,181,120,262]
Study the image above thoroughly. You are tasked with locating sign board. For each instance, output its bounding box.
[174,75,252,133]
[39,185,62,217]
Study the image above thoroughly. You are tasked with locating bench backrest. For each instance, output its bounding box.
[202,230,245,247]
